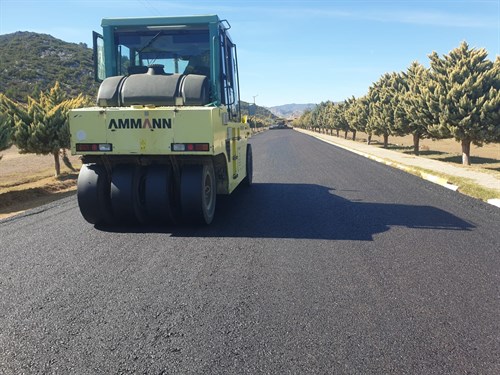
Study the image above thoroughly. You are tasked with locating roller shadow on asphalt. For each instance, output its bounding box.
[207,183,473,240]
[97,183,474,240]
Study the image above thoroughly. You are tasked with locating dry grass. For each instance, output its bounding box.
[0,146,81,219]
[402,166,500,201]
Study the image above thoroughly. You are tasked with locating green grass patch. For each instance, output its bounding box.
[403,166,500,201]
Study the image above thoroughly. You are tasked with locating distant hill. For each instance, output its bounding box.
[268,103,316,118]
[0,32,98,102]
[0,31,282,123]
[240,101,277,120]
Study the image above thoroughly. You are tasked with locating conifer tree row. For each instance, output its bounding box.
[0,82,89,174]
[293,42,500,165]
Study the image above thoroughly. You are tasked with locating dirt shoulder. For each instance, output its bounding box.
[359,132,500,173]
[0,146,81,220]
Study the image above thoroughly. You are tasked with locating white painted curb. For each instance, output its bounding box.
[420,173,459,191]
[487,199,500,208]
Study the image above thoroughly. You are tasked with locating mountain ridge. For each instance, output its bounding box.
[0,31,97,102]
[0,31,290,122]
[267,103,316,118]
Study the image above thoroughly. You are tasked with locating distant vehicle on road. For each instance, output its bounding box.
[270,123,292,130]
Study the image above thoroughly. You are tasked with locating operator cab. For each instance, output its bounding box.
[113,28,210,76]
[93,15,240,120]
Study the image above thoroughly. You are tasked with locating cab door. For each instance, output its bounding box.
[220,29,247,181]
[93,31,105,82]
[219,29,240,122]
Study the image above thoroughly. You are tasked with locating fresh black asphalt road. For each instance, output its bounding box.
[1,130,499,374]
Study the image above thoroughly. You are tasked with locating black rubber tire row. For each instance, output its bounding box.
[77,162,216,226]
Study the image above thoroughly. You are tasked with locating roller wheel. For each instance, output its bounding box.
[180,163,216,224]
[110,165,147,224]
[144,165,178,224]
[77,164,114,225]
[243,143,253,186]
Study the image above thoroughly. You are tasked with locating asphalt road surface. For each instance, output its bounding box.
[1,130,499,374]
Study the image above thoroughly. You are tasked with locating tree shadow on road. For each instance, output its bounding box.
[102,183,474,241]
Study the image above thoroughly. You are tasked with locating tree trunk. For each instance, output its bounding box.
[344,131,348,139]
[367,134,372,145]
[53,150,61,177]
[413,133,420,156]
[336,130,339,137]
[383,134,389,148]
[461,139,471,166]
[352,130,357,141]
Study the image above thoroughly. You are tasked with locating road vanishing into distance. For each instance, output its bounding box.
[1,130,499,374]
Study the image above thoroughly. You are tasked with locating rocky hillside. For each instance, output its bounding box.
[0,32,98,102]
[240,101,277,120]
[0,31,278,122]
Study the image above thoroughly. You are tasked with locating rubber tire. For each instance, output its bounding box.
[180,164,216,224]
[110,165,147,224]
[145,165,178,224]
[77,164,114,225]
[243,143,253,186]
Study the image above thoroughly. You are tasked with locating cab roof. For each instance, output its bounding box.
[101,14,221,28]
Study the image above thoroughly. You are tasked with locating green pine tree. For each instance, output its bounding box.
[331,102,349,139]
[345,96,370,143]
[0,114,13,160]
[367,73,400,148]
[343,96,358,140]
[0,82,89,175]
[387,71,410,137]
[395,61,445,155]
[293,109,313,130]
[428,41,500,165]
[317,101,336,135]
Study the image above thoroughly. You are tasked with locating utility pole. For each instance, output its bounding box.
[250,95,258,132]
[249,94,258,115]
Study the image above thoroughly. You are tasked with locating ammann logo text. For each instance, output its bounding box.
[108,117,172,130]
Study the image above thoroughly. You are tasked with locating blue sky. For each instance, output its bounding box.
[1,0,499,107]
